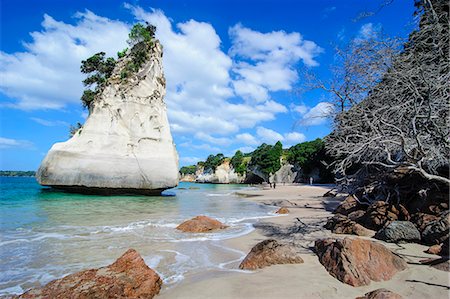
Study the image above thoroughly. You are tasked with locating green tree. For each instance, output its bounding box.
[287,138,333,182]
[80,52,116,109]
[180,165,197,175]
[231,150,247,175]
[249,141,283,178]
[203,153,225,172]
[127,23,156,47]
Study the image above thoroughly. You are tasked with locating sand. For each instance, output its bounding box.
[158,185,449,299]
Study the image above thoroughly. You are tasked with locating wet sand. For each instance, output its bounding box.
[158,185,449,299]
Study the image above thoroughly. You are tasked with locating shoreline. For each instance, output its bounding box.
[158,185,449,299]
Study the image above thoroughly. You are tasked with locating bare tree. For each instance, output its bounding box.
[303,35,402,113]
[325,0,449,202]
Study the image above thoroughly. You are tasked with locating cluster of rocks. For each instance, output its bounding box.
[324,194,449,271]
[14,198,447,298]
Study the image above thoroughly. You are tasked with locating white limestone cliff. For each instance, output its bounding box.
[37,41,179,195]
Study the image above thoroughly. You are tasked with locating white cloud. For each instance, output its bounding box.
[284,132,306,145]
[229,24,323,102]
[30,117,69,127]
[0,137,34,149]
[194,132,232,146]
[0,11,129,110]
[1,6,324,158]
[256,126,284,144]
[235,133,258,145]
[256,126,306,147]
[180,156,201,164]
[357,23,382,40]
[299,102,334,126]
[290,104,308,115]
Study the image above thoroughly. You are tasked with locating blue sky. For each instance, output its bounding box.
[0,0,415,170]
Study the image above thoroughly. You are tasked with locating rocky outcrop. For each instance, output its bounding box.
[425,244,443,255]
[356,288,403,299]
[421,210,449,245]
[334,195,363,216]
[361,201,410,230]
[18,249,162,298]
[375,221,421,243]
[314,238,407,286]
[239,239,304,270]
[37,41,179,195]
[176,216,228,233]
[325,214,375,237]
[196,160,244,184]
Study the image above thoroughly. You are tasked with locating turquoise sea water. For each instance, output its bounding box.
[0,177,277,296]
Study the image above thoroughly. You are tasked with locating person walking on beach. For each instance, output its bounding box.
[309,177,313,185]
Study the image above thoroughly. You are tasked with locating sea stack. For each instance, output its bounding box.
[37,40,179,195]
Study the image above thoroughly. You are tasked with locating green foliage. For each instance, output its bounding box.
[203,153,225,172]
[69,122,83,137]
[249,141,283,177]
[80,52,116,109]
[180,165,197,175]
[0,170,35,177]
[287,138,333,182]
[80,90,96,109]
[127,23,156,47]
[117,48,128,58]
[231,150,248,175]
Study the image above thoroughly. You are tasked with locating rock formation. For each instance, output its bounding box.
[275,207,290,214]
[239,239,304,270]
[195,160,243,184]
[374,221,421,243]
[324,214,374,237]
[176,216,228,233]
[17,249,162,299]
[37,41,179,195]
[356,288,403,299]
[314,238,407,286]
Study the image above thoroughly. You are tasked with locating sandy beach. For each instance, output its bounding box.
[159,184,449,299]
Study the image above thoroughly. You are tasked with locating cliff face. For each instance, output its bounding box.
[196,160,244,184]
[182,160,325,184]
[37,41,179,195]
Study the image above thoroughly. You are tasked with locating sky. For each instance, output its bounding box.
[0,0,416,170]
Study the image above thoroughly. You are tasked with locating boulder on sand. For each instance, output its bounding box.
[356,288,403,299]
[421,211,449,245]
[375,221,421,243]
[239,239,304,270]
[275,207,290,214]
[325,214,374,237]
[18,249,162,299]
[176,216,228,233]
[314,238,407,286]
[334,195,362,216]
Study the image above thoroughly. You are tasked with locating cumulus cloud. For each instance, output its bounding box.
[1,6,324,155]
[0,11,129,109]
[284,132,306,144]
[229,24,323,102]
[357,23,382,40]
[0,137,34,149]
[255,126,305,146]
[30,117,69,127]
[298,102,334,126]
[235,133,258,146]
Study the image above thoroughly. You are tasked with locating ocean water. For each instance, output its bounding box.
[0,177,277,296]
